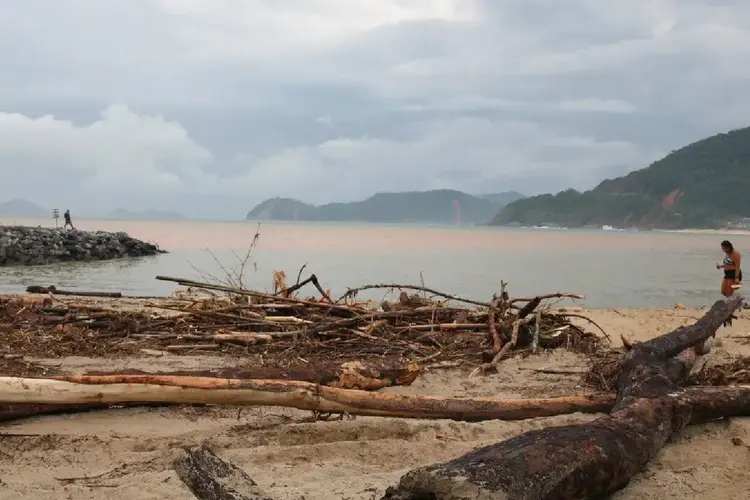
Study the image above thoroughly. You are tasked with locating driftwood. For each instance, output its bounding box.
[0,361,420,423]
[174,446,273,500]
[5,280,599,365]
[155,275,357,315]
[26,285,122,298]
[382,297,749,499]
[275,273,332,303]
[0,374,615,422]
[0,402,204,423]
[82,360,422,391]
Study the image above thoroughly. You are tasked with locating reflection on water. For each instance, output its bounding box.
[0,257,147,292]
[1,218,748,308]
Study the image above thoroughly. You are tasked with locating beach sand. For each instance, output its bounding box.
[1,305,749,499]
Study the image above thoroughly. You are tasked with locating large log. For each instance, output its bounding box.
[0,361,420,423]
[174,446,273,500]
[26,285,122,298]
[382,297,749,500]
[0,374,615,422]
[82,360,421,391]
[0,402,204,423]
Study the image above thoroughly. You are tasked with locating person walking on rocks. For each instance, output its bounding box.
[63,209,75,230]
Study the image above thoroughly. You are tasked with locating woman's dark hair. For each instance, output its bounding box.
[721,240,734,252]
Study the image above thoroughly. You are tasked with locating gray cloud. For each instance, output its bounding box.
[0,0,748,218]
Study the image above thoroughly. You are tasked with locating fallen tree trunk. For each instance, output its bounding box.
[82,360,422,391]
[0,361,422,421]
[174,446,273,500]
[0,374,615,422]
[26,285,122,298]
[382,297,748,499]
[0,402,204,423]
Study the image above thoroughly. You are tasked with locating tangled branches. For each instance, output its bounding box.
[1,274,605,370]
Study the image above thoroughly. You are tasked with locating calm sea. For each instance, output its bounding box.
[1,218,748,309]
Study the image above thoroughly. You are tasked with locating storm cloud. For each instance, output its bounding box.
[1,0,748,218]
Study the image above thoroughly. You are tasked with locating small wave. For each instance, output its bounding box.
[519,225,569,230]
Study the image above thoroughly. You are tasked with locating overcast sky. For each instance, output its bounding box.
[1,0,749,219]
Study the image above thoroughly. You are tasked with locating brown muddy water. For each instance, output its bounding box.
[1,218,748,308]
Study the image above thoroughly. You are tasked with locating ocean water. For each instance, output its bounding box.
[0,218,747,309]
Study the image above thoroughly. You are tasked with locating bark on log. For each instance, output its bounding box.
[0,375,615,422]
[0,402,203,423]
[0,362,421,421]
[82,360,422,391]
[174,446,273,500]
[26,285,122,298]
[382,297,748,500]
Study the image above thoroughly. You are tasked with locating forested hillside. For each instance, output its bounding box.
[247,190,523,224]
[491,127,750,229]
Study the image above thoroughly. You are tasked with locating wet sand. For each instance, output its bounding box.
[1,305,749,499]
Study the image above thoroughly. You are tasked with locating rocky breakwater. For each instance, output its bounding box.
[0,225,167,266]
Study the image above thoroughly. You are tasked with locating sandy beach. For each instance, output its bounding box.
[670,228,750,235]
[0,297,748,500]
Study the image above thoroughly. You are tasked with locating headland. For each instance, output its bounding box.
[0,225,166,266]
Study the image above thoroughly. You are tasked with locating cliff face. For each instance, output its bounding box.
[0,226,166,266]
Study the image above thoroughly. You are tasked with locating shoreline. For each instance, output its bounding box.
[0,291,730,312]
[0,293,748,499]
[668,228,750,235]
[6,215,750,233]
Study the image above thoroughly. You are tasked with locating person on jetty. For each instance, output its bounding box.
[63,209,75,230]
[717,239,741,296]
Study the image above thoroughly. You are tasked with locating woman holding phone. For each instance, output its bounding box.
[717,239,742,297]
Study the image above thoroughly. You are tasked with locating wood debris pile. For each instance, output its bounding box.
[0,274,604,368]
[583,346,750,391]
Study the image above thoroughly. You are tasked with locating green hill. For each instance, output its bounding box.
[491,127,750,229]
[246,190,523,224]
[245,198,316,221]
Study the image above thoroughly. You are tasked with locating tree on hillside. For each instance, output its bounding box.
[492,127,750,229]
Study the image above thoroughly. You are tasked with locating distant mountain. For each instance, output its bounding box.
[491,127,750,229]
[246,190,500,224]
[247,198,315,221]
[0,199,48,218]
[479,191,526,207]
[107,209,187,221]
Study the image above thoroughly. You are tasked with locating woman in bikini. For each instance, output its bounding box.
[717,239,742,297]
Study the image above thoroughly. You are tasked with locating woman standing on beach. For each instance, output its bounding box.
[717,240,742,297]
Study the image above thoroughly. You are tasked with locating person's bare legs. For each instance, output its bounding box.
[722,279,734,297]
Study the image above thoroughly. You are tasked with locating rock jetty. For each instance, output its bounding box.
[0,225,166,266]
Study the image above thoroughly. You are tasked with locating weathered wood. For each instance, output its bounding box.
[81,360,421,391]
[0,402,203,423]
[382,297,747,500]
[381,386,750,500]
[26,285,122,298]
[174,446,273,500]
[154,275,359,316]
[0,375,615,422]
